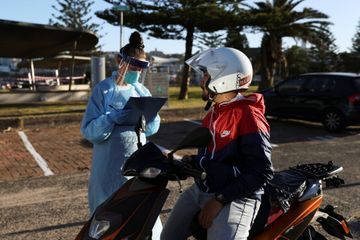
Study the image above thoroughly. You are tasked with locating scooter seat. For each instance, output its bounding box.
[264,169,307,212]
[249,170,308,238]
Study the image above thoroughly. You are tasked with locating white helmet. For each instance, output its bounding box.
[186,47,253,93]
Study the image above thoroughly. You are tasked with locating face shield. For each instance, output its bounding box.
[117,52,150,85]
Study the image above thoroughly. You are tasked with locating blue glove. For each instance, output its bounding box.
[108,109,132,125]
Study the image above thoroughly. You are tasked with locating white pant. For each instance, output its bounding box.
[161,184,260,240]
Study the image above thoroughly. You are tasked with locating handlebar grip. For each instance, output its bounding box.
[181,167,206,180]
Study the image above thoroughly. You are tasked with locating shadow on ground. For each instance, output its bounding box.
[267,118,360,144]
[4,221,86,237]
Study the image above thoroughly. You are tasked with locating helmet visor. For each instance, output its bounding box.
[185,49,225,82]
[185,49,214,74]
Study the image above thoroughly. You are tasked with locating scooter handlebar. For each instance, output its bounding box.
[180,166,206,180]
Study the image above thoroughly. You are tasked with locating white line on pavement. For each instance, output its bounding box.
[307,136,335,141]
[18,131,54,176]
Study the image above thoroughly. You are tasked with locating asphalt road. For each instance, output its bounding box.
[0,118,359,240]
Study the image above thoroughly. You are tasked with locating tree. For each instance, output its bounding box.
[96,0,245,99]
[338,52,360,73]
[352,19,360,54]
[246,0,330,90]
[284,46,310,77]
[337,20,360,73]
[224,26,249,52]
[307,26,339,72]
[196,31,225,51]
[49,0,102,91]
[49,0,101,34]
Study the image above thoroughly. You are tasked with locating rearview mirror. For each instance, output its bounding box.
[169,127,211,155]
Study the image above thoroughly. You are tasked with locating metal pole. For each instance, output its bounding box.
[120,11,123,50]
[69,40,77,91]
[57,61,62,86]
[30,59,35,91]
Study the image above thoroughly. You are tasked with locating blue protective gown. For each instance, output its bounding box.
[81,71,160,214]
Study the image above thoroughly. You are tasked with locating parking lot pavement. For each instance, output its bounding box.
[0,172,89,240]
[0,119,359,239]
[0,125,92,182]
[0,131,44,180]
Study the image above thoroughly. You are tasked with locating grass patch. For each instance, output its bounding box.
[0,86,259,116]
[168,86,204,108]
[0,103,87,117]
[168,85,258,108]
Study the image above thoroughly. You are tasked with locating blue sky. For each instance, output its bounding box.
[0,0,359,54]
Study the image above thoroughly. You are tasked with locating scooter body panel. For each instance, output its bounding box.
[252,196,323,240]
[75,177,169,240]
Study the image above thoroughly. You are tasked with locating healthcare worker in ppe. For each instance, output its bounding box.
[81,31,161,227]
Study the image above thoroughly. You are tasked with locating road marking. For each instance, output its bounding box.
[307,136,335,141]
[184,118,278,148]
[18,131,54,176]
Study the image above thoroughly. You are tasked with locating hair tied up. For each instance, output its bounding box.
[129,31,144,49]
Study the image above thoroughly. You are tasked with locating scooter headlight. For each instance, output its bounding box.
[140,167,161,178]
[89,217,110,239]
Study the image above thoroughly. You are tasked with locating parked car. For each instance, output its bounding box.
[261,72,360,132]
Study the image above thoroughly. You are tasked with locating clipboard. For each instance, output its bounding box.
[122,97,167,124]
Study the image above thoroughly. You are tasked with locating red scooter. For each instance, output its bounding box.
[75,126,353,240]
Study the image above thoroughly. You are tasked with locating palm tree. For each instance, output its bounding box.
[246,0,330,90]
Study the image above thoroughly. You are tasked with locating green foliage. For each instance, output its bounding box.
[284,46,310,77]
[96,0,246,99]
[225,26,249,51]
[97,1,244,40]
[196,31,225,50]
[307,25,339,72]
[0,102,87,117]
[246,0,330,90]
[336,19,360,73]
[49,0,102,35]
[338,52,360,73]
[352,19,360,54]
[168,86,204,108]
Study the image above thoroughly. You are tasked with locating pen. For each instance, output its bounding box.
[109,105,120,112]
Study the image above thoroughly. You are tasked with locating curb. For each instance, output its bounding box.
[0,107,206,131]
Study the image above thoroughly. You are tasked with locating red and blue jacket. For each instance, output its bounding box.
[195,93,274,202]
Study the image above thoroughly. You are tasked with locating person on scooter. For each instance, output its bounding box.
[81,31,162,237]
[161,47,274,240]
